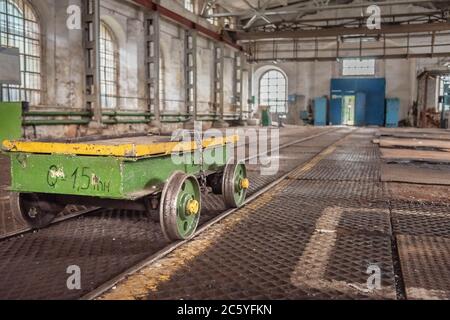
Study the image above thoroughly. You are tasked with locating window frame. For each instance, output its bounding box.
[0,0,42,105]
[341,58,376,77]
[258,69,288,114]
[99,21,119,110]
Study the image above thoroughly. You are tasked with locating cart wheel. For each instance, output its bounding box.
[10,193,65,229]
[222,161,249,208]
[160,172,202,241]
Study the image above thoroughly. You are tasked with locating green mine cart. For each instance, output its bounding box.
[2,134,249,241]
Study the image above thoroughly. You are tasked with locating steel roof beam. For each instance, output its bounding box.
[237,21,450,40]
[129,0,242,51]
[211,0,450,18]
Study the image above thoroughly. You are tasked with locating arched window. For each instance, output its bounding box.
[0,0,41,105]
[259,69,287,113]
[99,22,118,109]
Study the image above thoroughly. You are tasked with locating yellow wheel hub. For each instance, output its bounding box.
[186,199,200,215]
[240,178,250,190]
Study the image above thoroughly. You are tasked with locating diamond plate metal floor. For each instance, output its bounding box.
[99,129,399,300]
[3,127,450,300]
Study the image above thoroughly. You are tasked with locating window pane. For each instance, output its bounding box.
[100,22,118,109]
[0,0,41,105]
[342,58,375,76]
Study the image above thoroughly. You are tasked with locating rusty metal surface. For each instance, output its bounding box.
[4,127,449,300]
[124,171,396,300]
[281,180,387,202]
[381,163,450,186]
[0,209,167,300]
[326,148,380,162]
[396,235,450,300]
[391,201,450,238]
[390,200,450,299]
[98,128,397,300]
[291,159,380,182]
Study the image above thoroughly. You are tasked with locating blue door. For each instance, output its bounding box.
[355,92,366,126]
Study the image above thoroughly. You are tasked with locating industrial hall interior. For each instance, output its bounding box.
[0,0,450,302]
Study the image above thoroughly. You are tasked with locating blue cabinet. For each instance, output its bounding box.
[314,97,327,126]
[386,98,400,128]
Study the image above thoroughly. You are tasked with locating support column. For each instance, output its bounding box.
[233,51,244,120]
[185,30,198,123]
[248,63,254,118]
[146,11,161,125]
[213,43,224,119]
[83,0,101,128]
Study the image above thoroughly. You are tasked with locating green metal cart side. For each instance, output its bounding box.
[2,135,249,241]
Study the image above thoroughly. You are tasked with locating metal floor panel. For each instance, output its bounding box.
[391,201,450,238]
[10,128,450,300]
[247,173,286,197]
[280,180,387,202]
[278,145,326,154]
[326,150,380,162]
[141,183,396,300]
[0,210,167,299]
[234,196,391,237]
[397,235,450,299]
[99,129,398,301]
[290,159,381,182]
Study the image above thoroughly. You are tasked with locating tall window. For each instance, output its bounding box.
[342,58,375,76]
[99,22,118,109]
[259,70,287,113]
[0,0,41,105]
[184,0,194,12]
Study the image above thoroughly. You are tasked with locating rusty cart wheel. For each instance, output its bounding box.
[10,193,65,229]
[160,171,202,241]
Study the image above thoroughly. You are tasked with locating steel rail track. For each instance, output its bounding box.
[83,127,355,300]
[0,207,100,241]
[0,128,335,242]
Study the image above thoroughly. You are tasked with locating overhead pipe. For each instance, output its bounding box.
[23,119,91,126]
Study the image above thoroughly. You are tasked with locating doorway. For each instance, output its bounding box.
[342,95,355,126]
[330,78,386,126]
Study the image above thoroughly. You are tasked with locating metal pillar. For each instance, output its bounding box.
[248,63,254,117]
[83,0,101,125]
[233,51,244,119]
[213,43,224,119]
[185,30,197,120]
[146,11,161,123]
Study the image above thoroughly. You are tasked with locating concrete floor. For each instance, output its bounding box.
[0,127,449,300]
